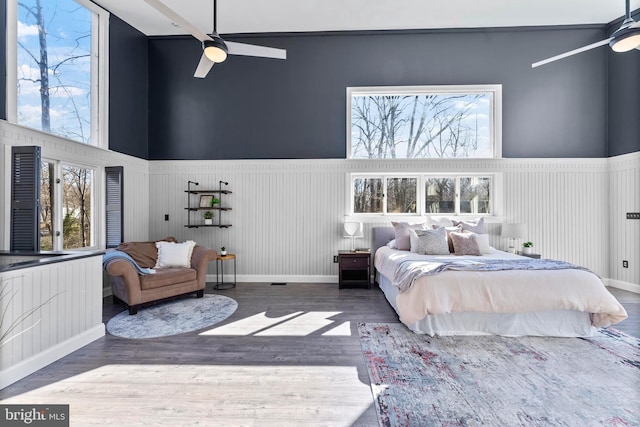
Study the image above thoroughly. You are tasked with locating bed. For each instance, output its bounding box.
[372,226,628,337]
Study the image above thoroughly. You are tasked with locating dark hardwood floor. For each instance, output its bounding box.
[0,283,637,426]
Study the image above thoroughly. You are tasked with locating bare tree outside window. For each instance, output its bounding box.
[39,161,54,250]
[425,178,456,214]
[62,165,92,249]
[460,177,491,214]
[353,178,383,214]
[17,0,92,143]
[350,87,497,160]
[387,178,417,213]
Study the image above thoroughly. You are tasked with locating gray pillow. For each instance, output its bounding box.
[450,231,482,256]
[432,225,462,253]
[410,227,450,255]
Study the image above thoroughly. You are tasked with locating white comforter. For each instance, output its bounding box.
[375,247,628,328]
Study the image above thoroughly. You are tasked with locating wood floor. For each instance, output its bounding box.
[0,283,638,426]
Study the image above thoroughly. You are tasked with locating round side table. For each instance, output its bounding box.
[215,253,236,290]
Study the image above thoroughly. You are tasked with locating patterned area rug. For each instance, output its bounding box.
[107,294,237,339]
[358,323,640,426]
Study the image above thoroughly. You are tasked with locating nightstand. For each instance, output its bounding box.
[519,252,541,259]
[338,251,371,289]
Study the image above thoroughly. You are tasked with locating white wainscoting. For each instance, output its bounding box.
[149,158,612,283]
[0,255,105,389]
[607,152,640,292]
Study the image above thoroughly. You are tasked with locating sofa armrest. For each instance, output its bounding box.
[191,245,218,289]
[105,259,143,304]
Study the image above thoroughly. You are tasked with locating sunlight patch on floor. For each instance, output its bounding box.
[201,311,350,336]
[0,364,372,425]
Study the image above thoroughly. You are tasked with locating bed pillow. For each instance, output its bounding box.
[450,232,482,256]
[463,231,493,254]
[387,239,398,249]
[409,228,450,255]
[452,217,486,234]
[391,221,425,251]
[155,240,196,268]
[428,216,454,228]
[432,225,462,253]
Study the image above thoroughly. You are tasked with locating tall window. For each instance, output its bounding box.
[9,0,109,146]
[348,85,501,159]
[352,174,495,216]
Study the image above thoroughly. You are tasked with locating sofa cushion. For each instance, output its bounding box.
[139,267,197,290]
[118,237,177,268]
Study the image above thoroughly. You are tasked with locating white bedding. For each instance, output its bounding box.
[375,246,627,332]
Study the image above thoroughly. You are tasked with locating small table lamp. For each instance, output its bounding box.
[343,221,363,252]
[501,223,527,253]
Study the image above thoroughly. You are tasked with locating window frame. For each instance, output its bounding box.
[348,172,503,220]
[5,0,110,148]
[346,84,502,160]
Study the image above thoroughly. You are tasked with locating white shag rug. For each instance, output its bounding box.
[107,294,238,339]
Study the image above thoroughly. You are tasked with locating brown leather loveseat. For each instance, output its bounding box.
[104,237,217,314]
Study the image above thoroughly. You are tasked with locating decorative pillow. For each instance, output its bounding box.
[452,217,486,234]
[155,240,196,268]
[386,239,398,249]
[450,232,481,256]
[409,227,450,255]
[118,237,177,268]
[391,222,425,251]
[463,231,493,254]
[428,216,454,228]
[432,225,462,253]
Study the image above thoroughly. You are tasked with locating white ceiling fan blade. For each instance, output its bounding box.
[532,38,612,68]
[144,0,213,43]
[194,52,215,78]
[226,41,287,60]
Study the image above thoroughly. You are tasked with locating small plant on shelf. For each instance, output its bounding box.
[220,246,227,256]
[203,211,214,225]
[210,197,220,207]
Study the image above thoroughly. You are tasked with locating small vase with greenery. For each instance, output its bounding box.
[203,211,214,225]
[220,246,227,256]
[210,197,220,207]
[522,241,533,255]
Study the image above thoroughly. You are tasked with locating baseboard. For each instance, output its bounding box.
[604,278,640,294]
[205,274,338,284]
[0,323,105,390]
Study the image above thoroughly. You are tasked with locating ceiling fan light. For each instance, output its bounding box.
[203,38,228,63]
[610,27,640,52]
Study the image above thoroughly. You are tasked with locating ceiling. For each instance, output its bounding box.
[93,0,640,36]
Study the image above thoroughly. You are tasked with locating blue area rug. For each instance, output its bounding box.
[358,323,640,426]
[107,294,237,339]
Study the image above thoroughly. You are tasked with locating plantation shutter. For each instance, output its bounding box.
[11,146,41,251]
[105,166,124,248]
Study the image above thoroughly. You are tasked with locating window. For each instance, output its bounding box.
[348,85,501,159]
[351,174,496,216]
[7,0,109,147]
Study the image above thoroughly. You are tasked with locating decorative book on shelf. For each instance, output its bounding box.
[185,180,232,228]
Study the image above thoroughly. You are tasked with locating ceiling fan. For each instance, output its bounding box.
[144,0,286,78]
[532,0,640,68]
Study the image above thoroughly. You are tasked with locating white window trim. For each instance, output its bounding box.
[6,0,110,149]
[346,84,502,159]
[347,172,504,223]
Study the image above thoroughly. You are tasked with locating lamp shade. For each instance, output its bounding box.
[343,221,362,237]
[203,37,228,63]
[501,223,527,239]
[610,26,640,52]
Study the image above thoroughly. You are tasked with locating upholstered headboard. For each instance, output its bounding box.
[372,227,395,256]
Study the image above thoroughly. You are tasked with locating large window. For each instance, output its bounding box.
[8,0,109,146]
[348,85,501,159]
[352,174,495,216]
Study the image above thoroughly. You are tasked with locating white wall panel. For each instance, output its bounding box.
[608,152,640,289]
[149,158,612,281]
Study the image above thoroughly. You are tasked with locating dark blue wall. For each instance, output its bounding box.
[148,27,609,160]
[108,15,148,159]
[607,11,640,157]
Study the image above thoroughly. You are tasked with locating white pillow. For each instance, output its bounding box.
[387,239,398,249]
[155,240,196,268]
[463,231,493,254]
[428,216,454,228]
